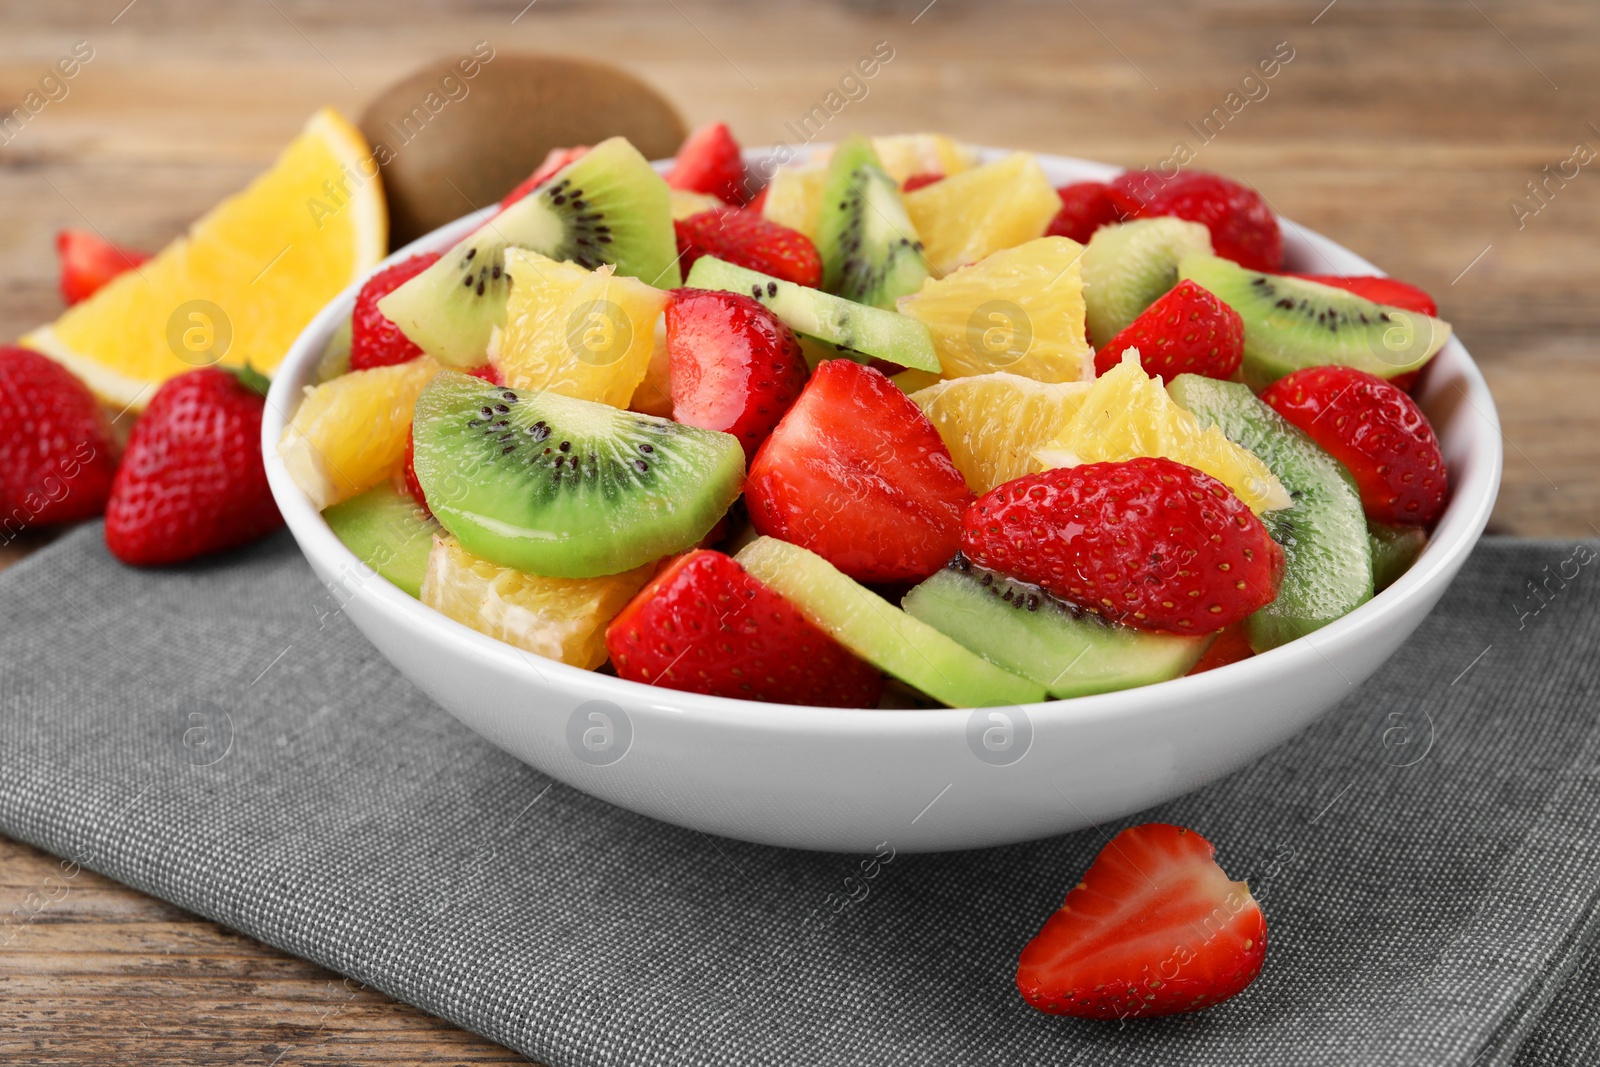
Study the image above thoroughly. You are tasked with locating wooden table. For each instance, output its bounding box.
[3,1,1596,1062]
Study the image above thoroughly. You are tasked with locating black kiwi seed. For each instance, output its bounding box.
[639,442,653,453]
[465,248,477,260]
[463,276,474,288]
[634,459,649,472]
[750,285,763,300]
[558,441,572,453]
[480,406,494,417]
[494,403,509,413]
[767,282,777,297]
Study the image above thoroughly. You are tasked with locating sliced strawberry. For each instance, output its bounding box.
[1095,279,1243,381]
[1108,170,1283,272]
[744,185,770,215]
[1017,823,1267,1019]
[961,457,1282,634]
[1046,181,1122,244]
[1286,273,1438,317]
[1187,622,1253,674]
[350,252,442,371]
[901,172,944,192]
[675,208,823,288]
[56,229,149,305]
[745,360,971,584]
[1261,366,1447,526]
[498,145,590,210]
[664,122,747,205]
[665,289,808,460]
[605,549,884,707]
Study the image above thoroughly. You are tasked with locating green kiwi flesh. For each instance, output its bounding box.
[814,134,929,310]
[1369,520,1428,593]
[322,482,439,598]
[378,136,680,368]
[1083,217,1213,345]
[1177,255,1451,388]
[1167,373,1372,652]
[684,255,939,372]
[734,536,1044,708]
[412,371,743,578]
[904,556,1212,699]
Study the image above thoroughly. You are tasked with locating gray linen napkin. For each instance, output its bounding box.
[2,525,1598,1066]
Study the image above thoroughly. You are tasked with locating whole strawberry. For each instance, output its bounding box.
[1109,170,1283,272]
[665,288,808,460]
[104,366,283,565]
[0,346,118,530]
[606,548,884,707]
[1095,279,1244,380]
[961,457,1282,633]
[1046,181,1122,244]
[1261,366,1447,526]
[1017,823,1267,1019]
[675,208,822,288]
[349,252,442,370]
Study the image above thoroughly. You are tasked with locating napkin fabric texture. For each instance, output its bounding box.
[2,526,1599,1067]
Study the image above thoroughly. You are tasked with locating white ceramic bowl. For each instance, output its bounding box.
[263,147,1501,853]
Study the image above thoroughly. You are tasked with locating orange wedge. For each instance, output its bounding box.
[23,108,385,411]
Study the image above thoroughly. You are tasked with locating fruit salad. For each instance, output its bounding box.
[283,125,1452,710]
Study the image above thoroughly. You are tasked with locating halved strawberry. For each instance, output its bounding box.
[665,289,808,460]
[56,229,149,305]
[744,185,770,215]
[1017,823,1267,1019]
[1095,279,1244,380]
[901,172,944,192]
[605,548,884,707]
[1187,622,1253,674]
[675,208,823,288]
[664,122,747,205]
[1046,181,1122,244]
[1109,170,1283,272]
[350,252,442,370]
[498,145,590,210]
[1285,273,1438,316]
[745,359,972,584]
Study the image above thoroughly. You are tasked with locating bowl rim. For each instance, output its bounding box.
[261,144,1503,739]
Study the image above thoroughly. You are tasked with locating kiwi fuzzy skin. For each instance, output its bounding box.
[362,53,686,247]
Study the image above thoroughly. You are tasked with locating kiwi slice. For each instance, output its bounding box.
[1167,373,1372,652]
[1177,255,1452,389]
[1083,218,1213,345]
[378,136,680,368]
[684,255,939,372]
[412,370,743,578]
[814,134,929,309]
[322,482,439,598]
[904,556,1212,699]
[735,536,1045,708]
[1369,521,1428,593]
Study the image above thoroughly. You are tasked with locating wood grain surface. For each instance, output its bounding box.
[2,0,1597,1062]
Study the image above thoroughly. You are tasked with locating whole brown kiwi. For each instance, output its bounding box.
[361,52,686,247]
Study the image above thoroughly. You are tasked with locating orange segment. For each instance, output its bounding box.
[277,357,438,509]
[23,108,385,411]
